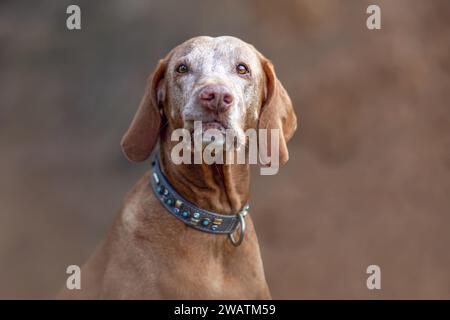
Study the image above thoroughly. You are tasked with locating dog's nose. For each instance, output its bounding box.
[199,85,234,113]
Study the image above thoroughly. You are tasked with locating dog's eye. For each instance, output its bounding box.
[236,63,250,75]
[176,64,189,74]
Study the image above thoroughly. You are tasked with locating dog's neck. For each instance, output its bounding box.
[159,139,250,215]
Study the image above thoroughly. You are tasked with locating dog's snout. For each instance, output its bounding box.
[199,85,233,113]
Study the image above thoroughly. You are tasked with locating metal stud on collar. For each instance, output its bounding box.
[229,205,249,247]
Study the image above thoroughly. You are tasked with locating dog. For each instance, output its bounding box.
[59,36,297,299]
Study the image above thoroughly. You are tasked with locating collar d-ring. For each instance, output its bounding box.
[229,205,249,247]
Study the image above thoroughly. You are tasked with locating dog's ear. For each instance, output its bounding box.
[258,55,297,165]
[121,58,168,162]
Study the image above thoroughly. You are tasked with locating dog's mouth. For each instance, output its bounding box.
[201,121,226,133]
[183,120,228,147]
[185,119,228,134]
[201,121,227,146]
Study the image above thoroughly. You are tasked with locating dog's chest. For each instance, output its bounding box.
[114,194,271,299]
[155,249,270,299]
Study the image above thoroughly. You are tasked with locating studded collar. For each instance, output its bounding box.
[150,157,249,244]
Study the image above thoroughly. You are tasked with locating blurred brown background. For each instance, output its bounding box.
[1,0,449,299]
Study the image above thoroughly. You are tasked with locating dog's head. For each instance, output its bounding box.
[121,36,297,165]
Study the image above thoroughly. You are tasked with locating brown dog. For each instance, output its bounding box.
[59,36,297,299]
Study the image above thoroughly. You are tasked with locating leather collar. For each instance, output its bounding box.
[150,157,249,244]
